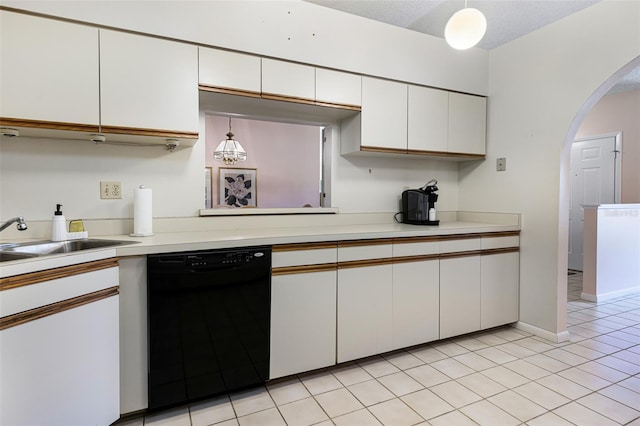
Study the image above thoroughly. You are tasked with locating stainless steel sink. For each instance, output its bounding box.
[0,251,38,262]
[0,239,137,262]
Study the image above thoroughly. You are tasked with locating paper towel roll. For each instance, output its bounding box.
[131,185,154,237]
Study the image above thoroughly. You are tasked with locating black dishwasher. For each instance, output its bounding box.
[147,246,271,411]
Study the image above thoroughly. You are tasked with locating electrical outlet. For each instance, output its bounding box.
[496,157,507,172]
[100,181,122,199]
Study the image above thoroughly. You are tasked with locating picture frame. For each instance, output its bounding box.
[219,168,257,207]
[205,167,213,209]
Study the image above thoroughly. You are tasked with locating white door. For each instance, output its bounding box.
[569,134,620,271]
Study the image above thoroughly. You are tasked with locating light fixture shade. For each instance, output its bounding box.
[214,133,247,165]
[445,7,487,50]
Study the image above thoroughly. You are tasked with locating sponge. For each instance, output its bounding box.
[68,219,85,232]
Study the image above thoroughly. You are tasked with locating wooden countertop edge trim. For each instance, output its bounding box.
[271,232,520,252]
[439,250,483,260]
[392,254,440,264]
[481,247,520,256]
[272,264,337,275]
[0,286,119,330]
[0,258,119,291]
[338,239,394,248]
[338,258,395,269]
[280,247,520,270]
[391,236,442,244]
[481,231,521,238]
[273,242,338,252]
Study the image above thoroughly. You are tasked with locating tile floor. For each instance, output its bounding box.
[119,272,640,425]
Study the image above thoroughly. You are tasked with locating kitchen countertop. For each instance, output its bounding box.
[0,220,519,278]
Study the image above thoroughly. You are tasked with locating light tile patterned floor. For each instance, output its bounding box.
[119,272,640,425]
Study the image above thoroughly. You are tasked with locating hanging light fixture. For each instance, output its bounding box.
[214,117,247,165]
[444,0,487,50]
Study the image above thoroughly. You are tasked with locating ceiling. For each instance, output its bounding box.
[303,0,640,93]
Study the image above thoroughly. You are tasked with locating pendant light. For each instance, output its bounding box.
[444,0,487,50]
[214,117,246,165]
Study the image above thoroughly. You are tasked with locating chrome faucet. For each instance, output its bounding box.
[0,217,28,233]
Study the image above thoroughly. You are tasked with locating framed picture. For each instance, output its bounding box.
[219,168,257,207]
[205,167,213,208]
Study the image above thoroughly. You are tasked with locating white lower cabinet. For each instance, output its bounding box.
[270,270,337,379]
[481,252,520,329]
[439,255,481,339]
[0,261,120,426]
[392,259,439,349]
[337,264,393,363]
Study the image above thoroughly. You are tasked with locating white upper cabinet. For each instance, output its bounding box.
[407,85,448,153]
[448,92,487,155]
[315,69,361,108]
[0,11,99,127]
[361,77,407,151]
[99,30,198,133]
[261,58,315,101]
[198,47,261,95]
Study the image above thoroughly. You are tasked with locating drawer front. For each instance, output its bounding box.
[272,248,337,268]
[481,235,520,250]
[440,238,481,254]
[1,265,118,317]
[338,244,393,262]
[393,241,439,257]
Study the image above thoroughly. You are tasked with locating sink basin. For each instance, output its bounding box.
[0,239,137,261]
[0,251,37,262]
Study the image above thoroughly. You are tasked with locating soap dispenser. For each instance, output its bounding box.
[51,204,67,241]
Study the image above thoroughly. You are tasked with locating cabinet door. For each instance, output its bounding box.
[407,85,448,153]
[337,264,393,363]
[262,58,315,101]
[270,270,337,379]
[100,30,198,133]
[481,252,519,329]
[0,11,99,126]
[198,47,261,94]
[1,297,119,426]
[361,77,407,151]
[316,69,361,107]
[440,255,481,339]
[392,259,439,349]
[448,92,486,155]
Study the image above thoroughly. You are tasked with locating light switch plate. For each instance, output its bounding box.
[497,158,507,172]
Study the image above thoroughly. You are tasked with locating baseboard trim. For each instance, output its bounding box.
[581,287,640,303]
[515,321,571,343]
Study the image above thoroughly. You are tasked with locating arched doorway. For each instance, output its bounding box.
[557,54,640,330]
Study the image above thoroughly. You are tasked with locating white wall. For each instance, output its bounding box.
[458,0,640,337]
[576,89,640,203]
[0,118,206,221]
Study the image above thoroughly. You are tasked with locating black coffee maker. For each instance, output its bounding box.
[401,179,439,225]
